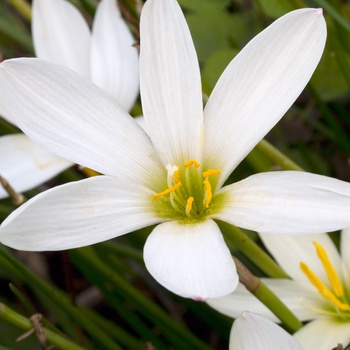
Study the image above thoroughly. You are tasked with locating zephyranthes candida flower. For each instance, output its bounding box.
[208,229,350,350]
[0,0,138,199]
[1,0,350,299]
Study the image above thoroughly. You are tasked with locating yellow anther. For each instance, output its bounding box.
[203,180,212,208]
[152,182,182,201]
[300,262,350,311]
[313,241,344,297]
[184,160,201,168]
[202,169,221,178]
[186,197,194,217]
[174,169,180,183]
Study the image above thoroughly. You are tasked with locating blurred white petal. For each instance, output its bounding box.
[294,318,350,350]
[230,312,303,350]
[208,279,319,323]
[32,0,90,76]
[91,0,139,110]
[340,228,350,274]
[0,134,72,199]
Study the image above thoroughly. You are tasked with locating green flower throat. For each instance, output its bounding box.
[152,159,224,223]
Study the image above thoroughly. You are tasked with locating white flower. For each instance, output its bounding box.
[0,0,138,199]
[0,0,348,300]
[207,229,350,349]
[230,312,304,350]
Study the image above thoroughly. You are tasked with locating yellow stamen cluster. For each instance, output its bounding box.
[152,159,221,219]
[300,241,350,312]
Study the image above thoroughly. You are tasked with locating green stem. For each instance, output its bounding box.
[217,221,288,278]
[253,281,303,332]
[256,139,304,171]
[0,246,122,350]
[0,303,85,350]
[233,257,302,332]
[7,0,32,21]
[74,247,212,350]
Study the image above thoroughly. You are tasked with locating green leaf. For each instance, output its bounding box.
[311,44,349,101]
[202,48,239,94]
[254,0,296,18]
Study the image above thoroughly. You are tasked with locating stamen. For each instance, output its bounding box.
[202,169,221,177]
[313,241,344,297]
[174,169,180,183]
[152,182,182,201]
[186,197,194,217]
[300,262,350,311]
[184,160,201,168]
[203,180,212,208]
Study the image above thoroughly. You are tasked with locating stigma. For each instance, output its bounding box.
[300,241,350,313]
[152,160,221,219]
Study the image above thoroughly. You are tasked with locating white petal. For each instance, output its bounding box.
[0,176,162,250]
[0,134,72,199]
[139,0,204,166]
[91,0,139,111]
[143,220,238,299]
[203,9,326,184]
[294,318,350,350]
[32,0,91,77]
[0,58,165,190]
[260,232,343,285]
[208,279,318,323]
[230,312,303,350]
[134,116,147,134]
[207,283,280,323]
[214,171,350,234]
[340,228,350,274]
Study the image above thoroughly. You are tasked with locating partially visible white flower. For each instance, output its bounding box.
[230,312,304,350]
[0,0,138,199]
[32,0,139,110]
[1,1,350,300]
[207,229,350,350]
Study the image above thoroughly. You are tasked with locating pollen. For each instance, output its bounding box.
[202,169,221,177]
[184,160,201,168]
[152,182,182,201]
[186,197,194,217]
[203,180,212,208]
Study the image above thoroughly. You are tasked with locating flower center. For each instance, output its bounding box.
[152,159,221,221]
[300,241,350,318]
